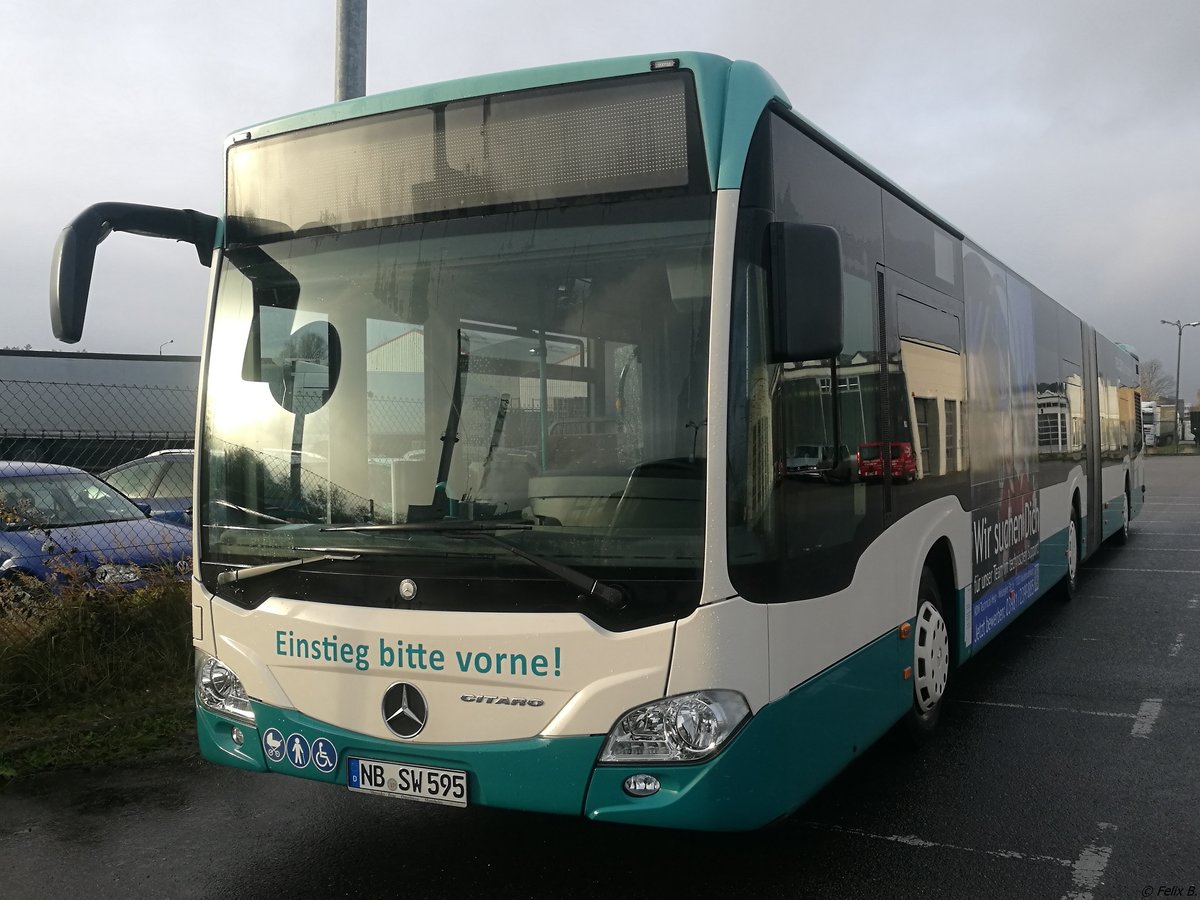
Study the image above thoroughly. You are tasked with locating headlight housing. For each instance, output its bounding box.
[599,690,751,763]
[196,652,256,724]
[95,563,140,584]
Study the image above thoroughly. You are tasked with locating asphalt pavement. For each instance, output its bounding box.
[1,456,1197,899]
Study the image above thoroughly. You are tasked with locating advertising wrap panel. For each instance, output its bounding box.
[971,490,1040,644]
[965,245,1041,647]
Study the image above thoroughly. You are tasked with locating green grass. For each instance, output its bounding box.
[0,573,196,778]
[0,684,196,778]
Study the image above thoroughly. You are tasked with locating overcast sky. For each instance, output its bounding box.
[3,0,1198,399]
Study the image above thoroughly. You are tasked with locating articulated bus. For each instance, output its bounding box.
[50,53,1143,830]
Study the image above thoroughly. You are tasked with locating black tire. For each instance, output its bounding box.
[1061,510,1081,600]
[905,567,950,742]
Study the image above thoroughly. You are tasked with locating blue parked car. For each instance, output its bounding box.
[102,449,194,527]
[0,461,191,587]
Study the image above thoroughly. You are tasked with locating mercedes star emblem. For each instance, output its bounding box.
[382,682,428,739]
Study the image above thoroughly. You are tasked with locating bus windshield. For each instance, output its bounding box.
[199,195,715,616]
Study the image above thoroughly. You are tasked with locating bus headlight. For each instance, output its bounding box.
[195,652,256,725]
[599,690,750,763]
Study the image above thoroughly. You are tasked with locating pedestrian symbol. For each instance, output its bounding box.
[311,738,338,774]
[262,728,286,763]
[286,732,310,768]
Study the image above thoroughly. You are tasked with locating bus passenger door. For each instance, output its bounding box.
[1081,324,1103,557]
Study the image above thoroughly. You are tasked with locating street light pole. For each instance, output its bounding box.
[1161,319,1200,455]
[159,339,174,356]
[335,0,367,101]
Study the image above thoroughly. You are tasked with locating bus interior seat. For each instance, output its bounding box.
[546,418,623,471]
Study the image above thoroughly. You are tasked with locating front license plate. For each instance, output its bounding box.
[348,757,468,808]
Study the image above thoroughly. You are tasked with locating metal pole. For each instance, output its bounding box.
[335,0,367,101]
[1175,325,1184,455]
[536,334,548,472]
[1162,319,1200,455]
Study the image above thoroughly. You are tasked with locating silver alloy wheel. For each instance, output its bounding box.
[1066,517,1079,583]
[913,599,950,713]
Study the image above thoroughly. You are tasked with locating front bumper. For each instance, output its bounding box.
[196,619,912,830]
[197,701,602,818]
[197,699,799,830]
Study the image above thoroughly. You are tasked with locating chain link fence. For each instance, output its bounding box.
[1,376,196,647]
[0,378,196,472]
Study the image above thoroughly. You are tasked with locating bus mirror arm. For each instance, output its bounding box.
[50,202,218,343]
[767,222,844,363]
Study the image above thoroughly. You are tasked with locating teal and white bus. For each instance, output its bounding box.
[50,53,1143,830]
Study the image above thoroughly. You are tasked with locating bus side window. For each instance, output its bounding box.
[726,112,888,603]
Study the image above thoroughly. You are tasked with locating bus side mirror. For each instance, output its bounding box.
[767,222,844,362]
[50,202,218,343]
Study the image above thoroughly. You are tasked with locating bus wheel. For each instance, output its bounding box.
[1062,512,1080,600]
[906,568,950,741]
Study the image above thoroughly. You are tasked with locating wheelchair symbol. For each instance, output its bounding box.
[311,737,338,774]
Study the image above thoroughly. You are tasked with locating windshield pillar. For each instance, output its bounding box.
[700,190,741,605]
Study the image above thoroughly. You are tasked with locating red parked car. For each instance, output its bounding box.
[857,442,918,482]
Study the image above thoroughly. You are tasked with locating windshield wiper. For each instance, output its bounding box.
[322,522,626,610]
[211,498,291,525]
[216,552,360,585]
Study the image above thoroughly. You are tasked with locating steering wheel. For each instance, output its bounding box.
[623,457,704,478]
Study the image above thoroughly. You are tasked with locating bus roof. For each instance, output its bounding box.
[225,51,959,236]
[228,52,765,190]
